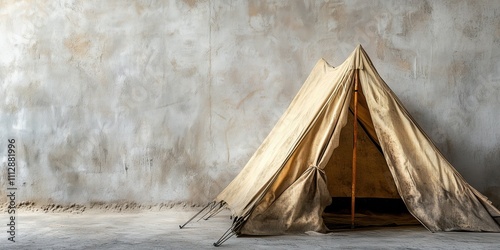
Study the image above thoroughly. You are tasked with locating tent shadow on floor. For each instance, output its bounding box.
[323,213,420,230]
[323,197,421,230]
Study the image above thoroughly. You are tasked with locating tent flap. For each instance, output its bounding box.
[240,166,331,235]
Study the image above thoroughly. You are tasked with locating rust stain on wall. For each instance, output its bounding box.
[64,33,91,57]
[248,1,263,17]
[183,0,199,8]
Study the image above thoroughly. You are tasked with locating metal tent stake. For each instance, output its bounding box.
[179,201,214,229]
[351,69,359,229]
[213,217,244,247]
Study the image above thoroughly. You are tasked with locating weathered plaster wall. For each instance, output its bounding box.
[1,0,499,207]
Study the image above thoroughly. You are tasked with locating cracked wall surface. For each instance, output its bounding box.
[1,0,499,208]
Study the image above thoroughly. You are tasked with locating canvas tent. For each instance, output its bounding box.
[180,45,500,246]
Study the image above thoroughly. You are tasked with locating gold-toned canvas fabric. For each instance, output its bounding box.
[214,45,500,235]
[240,166,331,235]
[357,47,500,232]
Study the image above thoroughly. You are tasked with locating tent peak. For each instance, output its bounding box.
[348,44,366,70]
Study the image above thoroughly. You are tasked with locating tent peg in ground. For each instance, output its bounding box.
[213,225,236,247]
[213,217,245,247]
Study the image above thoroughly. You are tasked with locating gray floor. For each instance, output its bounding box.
[3,208,500,249]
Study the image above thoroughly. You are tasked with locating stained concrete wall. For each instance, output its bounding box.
[1,0,499,207]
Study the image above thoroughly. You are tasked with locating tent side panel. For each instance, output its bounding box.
[359,48,500,232]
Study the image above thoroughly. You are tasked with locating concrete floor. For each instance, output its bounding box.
[4,207,500,249]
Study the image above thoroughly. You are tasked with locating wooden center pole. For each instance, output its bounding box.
[351,69,359,229]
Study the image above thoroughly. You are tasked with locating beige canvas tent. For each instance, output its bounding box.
[180,45,500,246]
